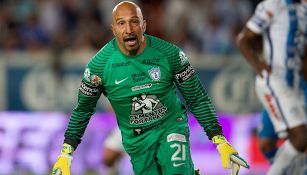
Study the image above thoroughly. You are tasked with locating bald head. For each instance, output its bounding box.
[112,1,143,24]
[111,1,147,56]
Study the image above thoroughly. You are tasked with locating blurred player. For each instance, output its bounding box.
[52,1,249,175]
[100,96,126,175]
[257,109,279,163]
[103,127,125,175]
[257,110,305,175]
[258,77,307,174]
[237,0,307,174]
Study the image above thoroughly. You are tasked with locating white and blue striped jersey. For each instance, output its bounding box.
[247,0,307,135]
[247,0,307,86]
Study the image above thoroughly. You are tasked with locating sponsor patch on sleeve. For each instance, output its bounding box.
[174,63,195,83]
[79,80,101,96]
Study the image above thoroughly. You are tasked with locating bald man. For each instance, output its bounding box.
[51,1,249,175]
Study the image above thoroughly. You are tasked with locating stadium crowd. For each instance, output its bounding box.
[0,0,257,55]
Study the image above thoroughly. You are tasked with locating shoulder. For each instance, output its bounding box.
[81,39,117,87]
[146,35,190,69]
[256,0,285,12]
[146,34,180,55]
[95,39,117,61]
[247,0,285,33]
[87,39,117,72]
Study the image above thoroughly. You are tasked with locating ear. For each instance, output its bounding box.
[142,20,147,33]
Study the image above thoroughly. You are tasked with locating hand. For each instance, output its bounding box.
[212,135,249,175]
[254,61,271,78]
[51,143,74,175]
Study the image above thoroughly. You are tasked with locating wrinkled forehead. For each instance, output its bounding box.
[112,3,143,22]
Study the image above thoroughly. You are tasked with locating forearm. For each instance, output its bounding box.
[169,47,223,138]
[237,28,263,72]
[64,88,101,149]
[188,92,222,139]
[64,106,96,149]
[178,76,223,139]
[302,45,307,80]
[187,73,250,170]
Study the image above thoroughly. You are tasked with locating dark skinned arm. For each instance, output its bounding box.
[236,27,271,77]
[302,45,307,80]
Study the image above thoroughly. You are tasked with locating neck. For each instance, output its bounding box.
[133,36,146,56]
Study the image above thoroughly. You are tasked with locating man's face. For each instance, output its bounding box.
[112,4,146,56]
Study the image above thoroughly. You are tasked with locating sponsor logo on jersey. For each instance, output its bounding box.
[131,83,152,91]
[91,75,101,86]
[112,61,131,68]
[142,57,160,65]
[173,162,185,167]
[79,80,100,96]
[130,93,167,124]
[115,77,128,85]
[179,51,188,65]
[167,133,186,142]
[175,64,195,83]
[132,72,146,83]
[148,67,161,81]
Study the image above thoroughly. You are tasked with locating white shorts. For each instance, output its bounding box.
[255,72,307,137]
[104,127,125,152]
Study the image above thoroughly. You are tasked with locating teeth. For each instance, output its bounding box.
[126,39,136,46]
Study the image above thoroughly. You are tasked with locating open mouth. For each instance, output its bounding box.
[124,35,137,46]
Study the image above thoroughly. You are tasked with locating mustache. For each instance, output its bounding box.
[124,34,137,40]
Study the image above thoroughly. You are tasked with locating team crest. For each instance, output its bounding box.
[179,51,188,65]
[84,68,90,81]
[148,67,161,81]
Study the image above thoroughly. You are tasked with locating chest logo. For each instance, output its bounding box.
[115,77,128,85]
[148,67,161,81]
[130,93,167,125]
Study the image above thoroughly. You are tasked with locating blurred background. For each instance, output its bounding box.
[0,0,269,174]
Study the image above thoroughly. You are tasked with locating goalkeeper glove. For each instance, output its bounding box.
[212,135,249,175]
[51,143,74,175]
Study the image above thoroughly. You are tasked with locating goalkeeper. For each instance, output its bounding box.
[51,1,249,175]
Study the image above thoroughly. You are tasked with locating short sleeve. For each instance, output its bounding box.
[247,0,278,34]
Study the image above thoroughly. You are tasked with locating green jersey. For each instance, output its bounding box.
[64,34,222,155]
